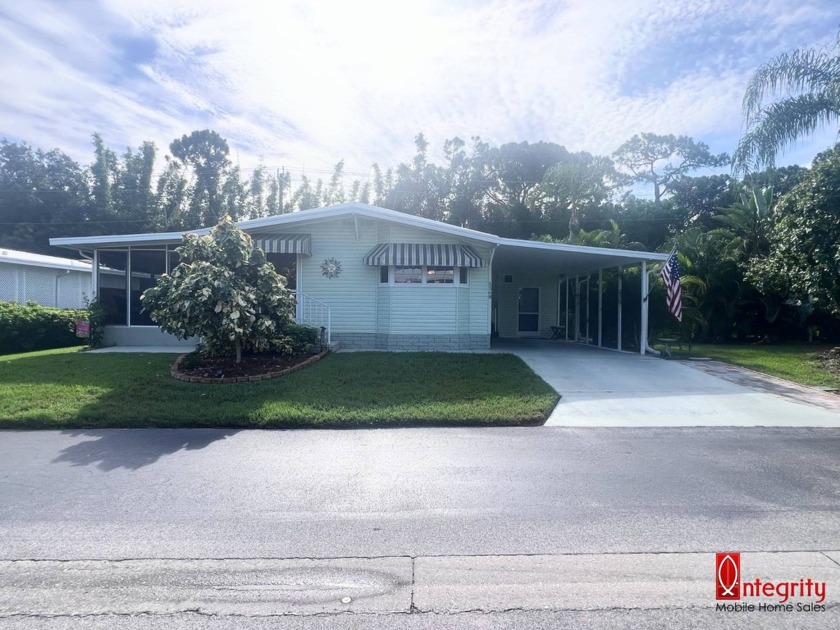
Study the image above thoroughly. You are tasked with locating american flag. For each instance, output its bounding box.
[660,248,682,322]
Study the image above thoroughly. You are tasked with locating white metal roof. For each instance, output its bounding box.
[49,203,669,268]
[0,247,94,273]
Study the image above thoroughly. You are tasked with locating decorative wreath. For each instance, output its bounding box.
[320,257,342,279]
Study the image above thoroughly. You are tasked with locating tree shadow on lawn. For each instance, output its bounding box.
[51,428,239,471]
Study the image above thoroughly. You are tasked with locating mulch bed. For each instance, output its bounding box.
[818,346,840,378]
[172,350,328,384]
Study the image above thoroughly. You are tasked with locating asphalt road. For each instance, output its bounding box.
[2,427,840,628]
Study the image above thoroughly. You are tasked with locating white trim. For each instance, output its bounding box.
[640,261,648,355]
[49,203,669,264]
[0,258,93,273]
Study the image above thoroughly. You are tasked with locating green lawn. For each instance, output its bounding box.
[661,342,840,389]
[0,347,559,429]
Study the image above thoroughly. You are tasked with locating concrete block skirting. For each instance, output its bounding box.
[332,333,490,351]
[103,326,197,348]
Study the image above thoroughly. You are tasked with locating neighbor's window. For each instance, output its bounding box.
[426,266,454,284]
[379,266,389,283]
[459,267,469,284]
[394,266,423,283]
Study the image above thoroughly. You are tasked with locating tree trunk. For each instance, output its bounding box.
[235,339,242,364]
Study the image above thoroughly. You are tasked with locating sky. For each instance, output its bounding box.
[0,0,838,188]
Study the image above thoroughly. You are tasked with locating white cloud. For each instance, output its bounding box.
[0,0,836,181]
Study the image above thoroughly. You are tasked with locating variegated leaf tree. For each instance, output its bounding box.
[141,216,296,363]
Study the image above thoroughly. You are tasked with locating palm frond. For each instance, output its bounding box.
[742,48,840,118]
[732,93,840,174]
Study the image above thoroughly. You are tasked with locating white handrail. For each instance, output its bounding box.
[294,291,332,345]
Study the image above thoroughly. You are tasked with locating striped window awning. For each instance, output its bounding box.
[363,243,484,268]
[253,234,311,255]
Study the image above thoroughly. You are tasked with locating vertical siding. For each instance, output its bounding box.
[457,287,470,334]
[467,259,490,335]
[257,219,493,337]
[376,286,390,333]
[390,286,457,334]
[494,271,559,338]
[0,264,91,309]
[284,218,379,333]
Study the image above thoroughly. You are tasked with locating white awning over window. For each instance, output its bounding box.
[363,243,484,268]
[253,234,311,255]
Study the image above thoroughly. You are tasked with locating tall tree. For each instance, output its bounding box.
[747,144,840,317]
[169,130,231,226]
[0,141,93,254]
[439,136,488,229]
[484,140,571,238]
[734,34,840,173]
[153,156,188,230]
[540,152,621,236]
[612,133,729,205]
[90,133,116,219]
[113,142,156,229]
[323,160,346,206]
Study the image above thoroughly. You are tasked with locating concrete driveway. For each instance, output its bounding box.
[495,340,840,427]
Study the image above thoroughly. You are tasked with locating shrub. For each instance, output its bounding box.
[141,216,297,363]
[0,301,86,354]
[283,323,320,355]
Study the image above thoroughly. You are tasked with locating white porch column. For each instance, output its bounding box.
[640,260,648,355]
[574,275,580,342]
[616,265,622,352]
[126,247,131,327]
[597,268,603,347]
[564,277,569,341]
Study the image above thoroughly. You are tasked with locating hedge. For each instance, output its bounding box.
[0,301,87,354]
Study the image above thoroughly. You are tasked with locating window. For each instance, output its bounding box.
[394,266,423,283]
[386,266,468,285]
[426,266,454,284]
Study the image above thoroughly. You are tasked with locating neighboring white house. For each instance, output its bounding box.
[50,203,669,352]
[0,248,93,309]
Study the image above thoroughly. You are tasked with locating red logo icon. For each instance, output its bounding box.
[716,553,741,600]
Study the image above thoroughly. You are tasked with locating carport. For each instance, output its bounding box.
[491,241,669,354]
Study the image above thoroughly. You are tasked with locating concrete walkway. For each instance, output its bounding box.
[88,345,194,353]
[494,340,840,427]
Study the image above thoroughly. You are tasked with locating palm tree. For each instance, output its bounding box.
[733,34,840,174]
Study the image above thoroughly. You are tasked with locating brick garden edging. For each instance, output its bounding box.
[171,349,329,384]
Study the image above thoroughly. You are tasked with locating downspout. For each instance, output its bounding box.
[487,244,498,338]
[54,270,71,307]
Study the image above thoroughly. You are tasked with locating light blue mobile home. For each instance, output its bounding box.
[50,203,668,353]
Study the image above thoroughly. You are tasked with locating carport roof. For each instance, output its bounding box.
[493,239,667,276]
[49,203,669,272]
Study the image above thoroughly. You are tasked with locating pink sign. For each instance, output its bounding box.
[75,320,90,338]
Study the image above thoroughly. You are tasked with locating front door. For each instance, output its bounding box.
[518,287,539,334]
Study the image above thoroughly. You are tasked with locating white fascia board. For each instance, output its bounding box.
[497,237,670,261]
[0,259,92,273]
[49,230,199,249]
[238,203,500,245]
